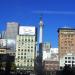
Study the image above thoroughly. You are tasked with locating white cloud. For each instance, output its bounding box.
[32,10,75,15]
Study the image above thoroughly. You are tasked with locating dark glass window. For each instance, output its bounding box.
[24,53,26,55]
[65,61,67,63]
[68,61,71,63]
[18,49,20,51]
[27,60,29,62]
[72,57,74,59]
[65,57,67,59]
[68,57,71,59]
[21,53,23,55]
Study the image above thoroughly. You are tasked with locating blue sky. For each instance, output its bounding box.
[0,0,75,47]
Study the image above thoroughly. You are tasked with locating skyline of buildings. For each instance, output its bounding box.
[0,0,75,48]
[0,18,75,75]
[0,1,75,75]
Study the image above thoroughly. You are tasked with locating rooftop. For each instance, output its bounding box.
[57,27,75,32]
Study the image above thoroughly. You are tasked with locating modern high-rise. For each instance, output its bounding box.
[5,22,19,52]
[5,22,19,39]
[58,28,75,68]
[15,26,37,72]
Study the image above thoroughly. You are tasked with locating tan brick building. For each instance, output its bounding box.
[58,28,75,68]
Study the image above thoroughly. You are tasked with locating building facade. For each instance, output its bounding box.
[43,43,51,60]
[0,48,6,54]
[4,22,19,56]
[43,60,59,71]
[5,22,19,39]
[15,26,36,71]
[58,28,75,68]
[50,48,58,61]
[43,46,58,61]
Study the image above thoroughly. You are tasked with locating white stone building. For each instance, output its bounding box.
[15,26,37,71]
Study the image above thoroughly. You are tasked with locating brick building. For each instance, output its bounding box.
[58,28,75,69]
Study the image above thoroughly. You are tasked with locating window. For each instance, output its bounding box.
[61,47,63,49]
[68,34,70,37]
[71,35,73,37]
[31,64,32,66]
[65,47,67,49]
[72,57,74,59]
[65,61,67,63]
[28,49,30,52]
[68,57,71,59]
[21,49,23,51]
[25,49,26,51]
[31,59,32,62]
[64,41,67,43]
[31,46,33,48]
[64,35,67,37]
[25,39,27,41]
[21,56,23,59]
[72,61,74,63]
[31,39,33,42]
[24,53,26,55]
[68,61,71,63]
[24,56,26,59]
[18,49,20,51]
[28,39,30,41]
[65,57,67,59]
[21,53,23,55]
[27,64,29,66]
[24,60,26,62]
[27,60,29,62]
[68,41,70,43]
[71,44,74,46]
[18,56,20,59]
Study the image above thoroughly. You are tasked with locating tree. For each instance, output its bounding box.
[11,62,16,71]
[62,65,72,75]
[0,62,2,71]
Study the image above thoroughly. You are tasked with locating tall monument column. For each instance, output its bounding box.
[38,16,44,75]
[39,17,44,43]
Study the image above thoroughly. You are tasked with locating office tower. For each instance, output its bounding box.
[5,22,19,52]
[15,26,36,72]
[5,22,19,39]
[58,28,75,69]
